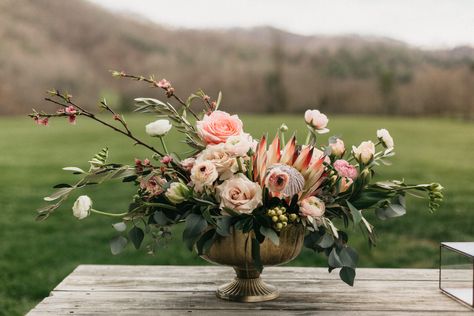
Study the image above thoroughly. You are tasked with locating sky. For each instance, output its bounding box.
[88,0,474,48]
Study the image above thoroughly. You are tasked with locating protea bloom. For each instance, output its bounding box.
[253,135,327,200]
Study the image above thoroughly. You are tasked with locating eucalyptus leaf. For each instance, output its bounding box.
[62,167,86,174]
[128,226,145,249]
[339,266,356,286]
[328,248,343,268]
[43,187,73,202]
[346,201,362,225]
[260,226,279,246]
[110,236,128,255]
[112,222,127,232]
[216,216,232,236]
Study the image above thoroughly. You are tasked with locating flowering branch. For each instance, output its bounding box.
[31,91,166,157]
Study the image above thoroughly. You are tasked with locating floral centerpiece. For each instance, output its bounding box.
[31,71,443,302]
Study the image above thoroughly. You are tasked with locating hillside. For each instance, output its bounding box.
[0,0,473,116]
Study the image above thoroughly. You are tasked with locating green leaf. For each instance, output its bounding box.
[112,222,127,232]
[196,229,215,255]
[251,238,263,273]
[128,226,144,249]
[375,202,406,220]
[339,247,358,268]
[182,213,208,251]
[110,236,128,255]
[317,233,334,248]
[216,216,232,236]
[62,167,86,174]
[53,183,72,189]
[260,226,279,246]
[328,248,343,268]
[153,211,170,226]
[339,266,356,286]
[346,201,362,225]
[43,187,73,202]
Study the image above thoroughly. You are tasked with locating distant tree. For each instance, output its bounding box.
[376,65,399,115]
[264,32,288,113]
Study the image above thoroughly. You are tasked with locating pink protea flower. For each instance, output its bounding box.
[157,79,171,89]
[333,159,358,180]
[265,164,305,197]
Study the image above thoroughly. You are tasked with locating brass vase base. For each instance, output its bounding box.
[216,268,279,302]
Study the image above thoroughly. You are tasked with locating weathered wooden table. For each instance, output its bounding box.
[28,265,472,315]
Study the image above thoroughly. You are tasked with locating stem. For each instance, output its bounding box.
[159,136,169,154]
[142,202,178,211]
[305,131,311,145]
[90,209,128,217]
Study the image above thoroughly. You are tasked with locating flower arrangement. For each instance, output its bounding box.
[31,71,443,286]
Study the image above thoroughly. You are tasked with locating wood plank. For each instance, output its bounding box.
[28,265,472,315]
[28,290,471,313]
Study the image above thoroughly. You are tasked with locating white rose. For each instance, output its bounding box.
[145,119,172,136]
[376,128,394,149]
[352,141,375,164]
[165,182,191,204]
[72,195,92,220]
[304,109,329,134]
[329,138,345,157]
[196,143,239,180]
[224,133,257,157]
[190,161,218,192]
[216,174,262,214]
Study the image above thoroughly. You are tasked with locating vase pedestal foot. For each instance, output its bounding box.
[216,268,279,302]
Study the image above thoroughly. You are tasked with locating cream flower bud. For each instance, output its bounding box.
[165,182,190,204]
[72,195,92,220]
[352,141,375,164]
[376,128,394,149]
[304,109,329,134]
[329,138,345,157]
[145,119,172,137]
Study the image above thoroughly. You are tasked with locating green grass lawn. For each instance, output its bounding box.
[1,114,473,315]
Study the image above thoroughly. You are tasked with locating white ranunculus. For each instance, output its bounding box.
[165,182,191,204]
[352,141,375,164]
[299,196,325,218]
[196,143,239,180]
[224,133,257,157]
[190,161,219,192]
[304,109,329,134]
[216,174,262,214]
[72,195,92,220]
[376,128,394,149]
[145,119,172,137]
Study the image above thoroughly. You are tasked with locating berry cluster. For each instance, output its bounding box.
[266,206,299,231]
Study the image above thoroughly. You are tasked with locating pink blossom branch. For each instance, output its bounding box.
[33,91,165,157]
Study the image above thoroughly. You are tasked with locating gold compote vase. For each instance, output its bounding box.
[201,224,305,302]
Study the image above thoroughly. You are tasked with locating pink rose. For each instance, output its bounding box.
[216,174,262,214]
[333,159,358,180]
[180,157,195,171]
[299,196,325,218]
[196,111,243,145]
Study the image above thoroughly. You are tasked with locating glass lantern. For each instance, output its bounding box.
[439,242,474,308]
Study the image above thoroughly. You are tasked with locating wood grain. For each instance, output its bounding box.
[27,265,472,315]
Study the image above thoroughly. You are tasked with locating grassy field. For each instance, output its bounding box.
[1,114,473,315]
